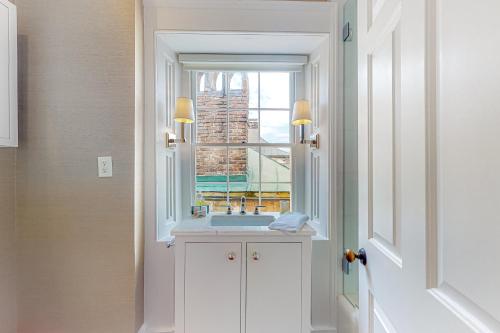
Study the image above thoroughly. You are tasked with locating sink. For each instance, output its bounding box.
[209,214,276,227]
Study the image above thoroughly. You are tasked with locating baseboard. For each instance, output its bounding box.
[138,324,174,333]
[139,324,333,333]
[311,327,337,333]
[138,324,147,333]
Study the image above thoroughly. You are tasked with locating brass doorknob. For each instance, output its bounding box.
[344,248,367,266]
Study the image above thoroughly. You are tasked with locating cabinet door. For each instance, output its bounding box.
[246,242,302,333]
[185,243,241,333]
[0,0,17,147]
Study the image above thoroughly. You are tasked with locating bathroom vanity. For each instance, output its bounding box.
[172,214,315,333]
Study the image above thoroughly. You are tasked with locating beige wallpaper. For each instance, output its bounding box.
[14,0,140,332]
[0,0,17,329]
[0,149,16,333]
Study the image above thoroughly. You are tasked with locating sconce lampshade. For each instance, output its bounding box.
[174,97,194,123]
[291,100,312,126]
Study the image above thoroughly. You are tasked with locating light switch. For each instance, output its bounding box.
[98,156,113,178]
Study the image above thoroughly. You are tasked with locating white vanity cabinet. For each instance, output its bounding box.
[174,230,313,333]
[185,242,242,333]
[246,242,302,333]
[0,0,17,147]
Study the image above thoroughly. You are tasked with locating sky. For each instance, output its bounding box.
[247,72,291,143]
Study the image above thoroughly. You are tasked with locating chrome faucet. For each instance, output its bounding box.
[253,205,266,215]
[240,196,247,215]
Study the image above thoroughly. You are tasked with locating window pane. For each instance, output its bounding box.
[198,72,225,94]
[198,74,206,92]
[260,183,291,213]
[196,146,227,176]
[228,147,259,211]
[229,72,243,91]
[228,109,259,144]
[261,147,291,182]
[196,108,227,143]
[229,72,248,109]
[195,147,227,211]
[196,72,227,144]
[248,72,259,108]
[227,147,258,183]
[260,72,290,108]
[200,189,228,212]
[260,111,290,143]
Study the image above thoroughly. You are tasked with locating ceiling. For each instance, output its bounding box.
[158,32,329,55]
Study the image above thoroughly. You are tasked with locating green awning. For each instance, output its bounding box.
[196,175,247,183]
[196,174,250,192]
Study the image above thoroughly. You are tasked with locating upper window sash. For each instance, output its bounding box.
[193,71,295,146]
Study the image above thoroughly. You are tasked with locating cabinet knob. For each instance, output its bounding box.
[227,252,236,261]
[251,251,260,261]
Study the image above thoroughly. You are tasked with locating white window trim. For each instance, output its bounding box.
[180,69,302,214]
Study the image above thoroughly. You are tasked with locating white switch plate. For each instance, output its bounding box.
[98,156,113,178]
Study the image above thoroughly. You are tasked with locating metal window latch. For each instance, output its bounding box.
[343,22,353,42]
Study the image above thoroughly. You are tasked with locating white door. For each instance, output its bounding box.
[246,242,302,333]
[185,243,242,333]
[356,0,500,332]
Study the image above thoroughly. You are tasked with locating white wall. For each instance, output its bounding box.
[143,2,339,332]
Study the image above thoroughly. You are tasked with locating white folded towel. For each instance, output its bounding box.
[268,212,309,232]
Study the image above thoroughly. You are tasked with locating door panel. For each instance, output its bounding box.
[429,0,500,328]
[370,23,401,254]
[371,293,397,333]
[185,243,241,333]
[246,242,301,333]
[358,0,500,332]
[155,44,178,240]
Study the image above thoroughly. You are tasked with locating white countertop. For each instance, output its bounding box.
[171,213,316,237]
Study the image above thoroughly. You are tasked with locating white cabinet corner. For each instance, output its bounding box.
[0,0,17,147]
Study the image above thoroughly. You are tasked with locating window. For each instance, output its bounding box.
[194,71,293,213]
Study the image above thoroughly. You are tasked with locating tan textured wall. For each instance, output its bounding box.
[15,0,139,332]
[0,149,16,333]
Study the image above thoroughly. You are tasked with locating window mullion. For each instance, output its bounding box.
[258,72,262,206]
[225,73,230,205]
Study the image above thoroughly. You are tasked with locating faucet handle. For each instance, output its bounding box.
[254,205,266,215]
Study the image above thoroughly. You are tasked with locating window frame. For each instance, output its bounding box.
[188,70,300,213]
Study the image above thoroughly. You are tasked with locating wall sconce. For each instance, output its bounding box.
[167,97,194,148]
[291,100,319,149]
